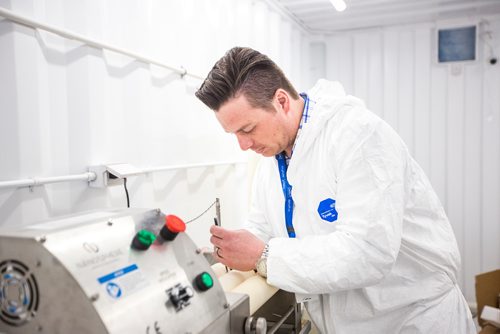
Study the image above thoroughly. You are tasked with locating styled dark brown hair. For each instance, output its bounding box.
[195,47,299,111]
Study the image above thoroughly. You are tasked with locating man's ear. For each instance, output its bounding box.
[274,89,290,112]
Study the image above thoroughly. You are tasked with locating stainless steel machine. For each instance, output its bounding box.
[0,209,308,334]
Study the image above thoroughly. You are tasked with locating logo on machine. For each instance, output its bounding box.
[105,282,122,299]
[76,249,124,269]
[83,242,99,253]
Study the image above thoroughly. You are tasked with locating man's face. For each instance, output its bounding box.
[216,94,291,157]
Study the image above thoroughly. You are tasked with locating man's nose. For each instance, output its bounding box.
[236,134,253,151]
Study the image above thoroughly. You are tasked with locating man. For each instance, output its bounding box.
[195,47,475,333]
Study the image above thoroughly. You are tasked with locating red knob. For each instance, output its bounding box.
[160,215,186,241]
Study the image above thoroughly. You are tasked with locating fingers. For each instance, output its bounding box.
[210,225,225,238]
[210,226,230,265]
[214,246,223,259]
[210,235,223,248]
[209,228,264,271]
[210,226,226,249]
[213,246,229,268]
[210,226,224,262]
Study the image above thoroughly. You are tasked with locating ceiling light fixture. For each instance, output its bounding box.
[329,0,347,12]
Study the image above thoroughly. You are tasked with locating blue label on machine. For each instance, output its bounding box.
[97,264,138,284]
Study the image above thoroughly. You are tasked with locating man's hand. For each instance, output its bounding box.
[210,226,265,271]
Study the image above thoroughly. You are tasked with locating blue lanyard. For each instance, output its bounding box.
[275,93,312,238]
[276,153,296,238]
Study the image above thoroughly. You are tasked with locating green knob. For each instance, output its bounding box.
[195,272,214,291]
[132,230,156,250]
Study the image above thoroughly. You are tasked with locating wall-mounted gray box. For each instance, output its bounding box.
[438,25,477,63]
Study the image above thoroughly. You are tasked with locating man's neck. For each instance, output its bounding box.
[284,96,306,157]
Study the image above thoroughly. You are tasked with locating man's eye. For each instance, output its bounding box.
[242,127,254,134]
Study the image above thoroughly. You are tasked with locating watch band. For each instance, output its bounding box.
[261,243,269,259]
[256,243,269,278]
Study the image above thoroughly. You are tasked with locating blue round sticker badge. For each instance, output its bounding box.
[317,198,338,222]
[106,282,122,299]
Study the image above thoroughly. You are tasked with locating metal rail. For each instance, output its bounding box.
[267,305,296,334]
[0,6,205,80]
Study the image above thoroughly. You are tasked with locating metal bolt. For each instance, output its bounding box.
[39,236,47,243]
[195,248,202,254]
[90,293,100,302]
[107,220,113,226]
[36,260,42,267]
[224,302,230,309]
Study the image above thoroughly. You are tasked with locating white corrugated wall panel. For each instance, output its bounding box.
[0,0,310,249]
[414,27,431,174]
[481,18,500,272]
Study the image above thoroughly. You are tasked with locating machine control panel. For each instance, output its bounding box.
[0,209,230,334]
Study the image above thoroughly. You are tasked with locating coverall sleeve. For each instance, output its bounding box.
[267,113,407,294]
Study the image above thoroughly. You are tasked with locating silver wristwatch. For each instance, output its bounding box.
[255,243,269,278]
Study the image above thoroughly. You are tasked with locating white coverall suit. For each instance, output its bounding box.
[245,80,475,333]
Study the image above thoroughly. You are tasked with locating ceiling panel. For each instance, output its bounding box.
[268,0,500,33]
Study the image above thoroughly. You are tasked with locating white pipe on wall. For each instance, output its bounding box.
[0,172,97,190]
[0,161,246,190]
[0,6,205,80]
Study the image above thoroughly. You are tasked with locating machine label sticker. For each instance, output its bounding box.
[106,282,122,299]
[97,264,138,283]
[97,264,148,301]
[317,198,338,222]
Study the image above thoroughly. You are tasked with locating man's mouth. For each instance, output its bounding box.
[254,147,265,154]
